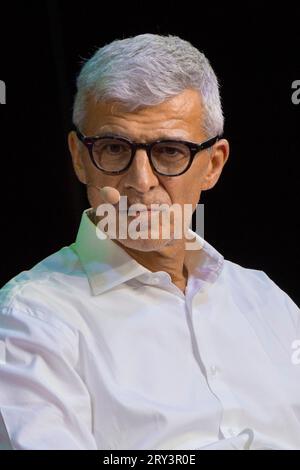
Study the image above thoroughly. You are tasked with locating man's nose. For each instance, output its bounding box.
[124,148,159,194]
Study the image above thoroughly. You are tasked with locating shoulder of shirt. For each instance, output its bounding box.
[0,243,83,337]
[221,258,300,331]
[222,257,289,298]
[222,258,274,287]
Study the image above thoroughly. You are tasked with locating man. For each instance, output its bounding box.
[0,33,299,450]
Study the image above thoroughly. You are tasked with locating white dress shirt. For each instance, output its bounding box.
[0,208,300,450]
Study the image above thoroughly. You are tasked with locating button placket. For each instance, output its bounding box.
[188,298,246,440]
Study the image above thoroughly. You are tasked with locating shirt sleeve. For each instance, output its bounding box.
[0,305,98,450]
[270,278,300,330]
[277,285,300,360]
[263,274,300,360]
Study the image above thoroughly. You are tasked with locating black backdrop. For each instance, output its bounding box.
[0,2,299,305]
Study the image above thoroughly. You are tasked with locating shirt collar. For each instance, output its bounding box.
[73,208,224,296]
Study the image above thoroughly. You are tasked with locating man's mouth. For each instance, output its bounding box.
[120,205,168,213]
[127,208,161,217]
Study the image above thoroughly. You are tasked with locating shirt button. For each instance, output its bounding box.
[151,277,160,284]
[210,365,218,376]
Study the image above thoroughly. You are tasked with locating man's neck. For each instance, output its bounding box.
[88,209,189,294]
[114,238,188,294]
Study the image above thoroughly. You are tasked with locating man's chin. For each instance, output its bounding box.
[113,236,175,252]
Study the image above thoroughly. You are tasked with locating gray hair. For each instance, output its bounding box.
[72,33,224,137]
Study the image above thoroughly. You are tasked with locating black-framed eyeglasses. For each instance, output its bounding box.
[75,128,221,177]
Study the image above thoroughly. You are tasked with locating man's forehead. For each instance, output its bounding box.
[84,89,204,137]
[93,125,191,142]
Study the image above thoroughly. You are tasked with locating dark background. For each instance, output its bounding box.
[0,2,299,304]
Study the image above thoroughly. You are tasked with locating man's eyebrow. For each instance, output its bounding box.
[94,131,130,139]
[92,131,190,141]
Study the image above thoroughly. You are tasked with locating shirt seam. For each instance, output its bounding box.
[0,304,78,352]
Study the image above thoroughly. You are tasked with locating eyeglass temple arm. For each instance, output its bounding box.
[199,134,222,151]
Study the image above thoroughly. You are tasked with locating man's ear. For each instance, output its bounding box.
[68,131,87,184]
[201,139,230,190]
